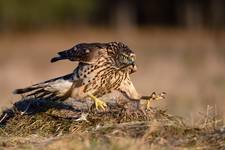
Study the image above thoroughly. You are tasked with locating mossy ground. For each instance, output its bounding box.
[0,98,224,149]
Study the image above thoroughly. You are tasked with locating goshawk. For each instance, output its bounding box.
[14,42,165,110]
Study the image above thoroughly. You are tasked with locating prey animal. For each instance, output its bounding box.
[14,42,165,110]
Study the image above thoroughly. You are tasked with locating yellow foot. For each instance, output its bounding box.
[88,94,107,111]
[146,92,166,110]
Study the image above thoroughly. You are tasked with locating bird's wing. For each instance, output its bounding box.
[13,73,75,101]
[51,43,107,64]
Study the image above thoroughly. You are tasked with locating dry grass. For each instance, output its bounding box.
[0,98,224,149]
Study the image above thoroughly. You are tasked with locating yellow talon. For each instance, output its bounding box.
[88,94,107,111]
[146,92,166,110]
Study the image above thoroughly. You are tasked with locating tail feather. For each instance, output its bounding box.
[13,85,42,94]
[34,91,51,98]
[26,89,45,97]
[13,73,74,101]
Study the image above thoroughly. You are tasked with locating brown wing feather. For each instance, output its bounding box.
[51,43,107,64]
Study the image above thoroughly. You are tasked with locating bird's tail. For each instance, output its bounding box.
[13,73,74,101]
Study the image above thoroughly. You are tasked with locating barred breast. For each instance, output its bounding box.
[83,65,129,97]
[71,56,129,99]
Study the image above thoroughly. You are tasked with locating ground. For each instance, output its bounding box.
[0,98,224,150]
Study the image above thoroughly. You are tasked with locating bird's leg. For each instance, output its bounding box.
[141,92,166,110]
[87,94,107,111]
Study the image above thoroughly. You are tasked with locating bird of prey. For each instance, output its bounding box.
[14,42,165,110]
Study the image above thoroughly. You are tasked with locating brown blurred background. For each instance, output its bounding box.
[0,0,225,124]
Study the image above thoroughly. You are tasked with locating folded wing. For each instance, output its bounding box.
[51,43,107,64]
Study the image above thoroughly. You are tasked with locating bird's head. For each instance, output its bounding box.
[108,42,137,73]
